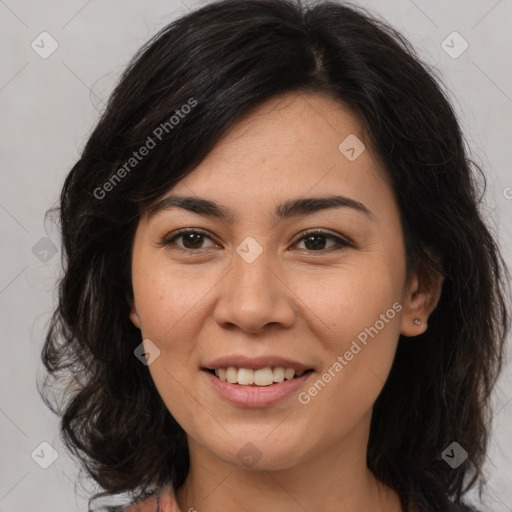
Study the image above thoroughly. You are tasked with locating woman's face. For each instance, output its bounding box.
[129,92,427,470]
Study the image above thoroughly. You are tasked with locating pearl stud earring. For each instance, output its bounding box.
[414,318,421,325]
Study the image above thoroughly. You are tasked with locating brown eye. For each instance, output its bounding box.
[294,230,351,252]
[160,228,351,253]
[162,230,217,251]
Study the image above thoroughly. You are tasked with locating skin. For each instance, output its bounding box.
[129,92,443,512]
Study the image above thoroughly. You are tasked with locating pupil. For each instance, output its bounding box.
[305,234,326,250]
[182,233,327,250]
[184,233,203,249]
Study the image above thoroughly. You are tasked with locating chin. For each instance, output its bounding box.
[207,435,308,471]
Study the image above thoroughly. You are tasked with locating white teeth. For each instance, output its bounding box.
[284,368,295,380]
[273,367,285,382]
[254,367,274,386]
[237,368,254,385]
[212,366,308,386]
[226,366,238,384]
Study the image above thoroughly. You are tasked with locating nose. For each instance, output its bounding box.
[212,245,296,336]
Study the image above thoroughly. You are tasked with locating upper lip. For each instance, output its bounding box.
[203,355,313,371]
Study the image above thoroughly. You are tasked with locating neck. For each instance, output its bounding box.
[174,411,402,512]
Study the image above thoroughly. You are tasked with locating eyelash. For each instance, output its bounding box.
[159,228,352,253]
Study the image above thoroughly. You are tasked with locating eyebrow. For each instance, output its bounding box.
[147,194,373,223]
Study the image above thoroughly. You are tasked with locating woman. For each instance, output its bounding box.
[39,0,510,511]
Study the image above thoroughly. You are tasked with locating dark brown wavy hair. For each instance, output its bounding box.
[39,0,511,510]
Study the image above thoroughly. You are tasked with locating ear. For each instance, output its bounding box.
[129,301,142,330]
[400,251,444,337]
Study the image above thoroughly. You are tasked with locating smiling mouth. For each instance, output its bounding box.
[204,367,314,386]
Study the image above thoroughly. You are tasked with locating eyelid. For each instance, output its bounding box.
[159,227,353,252]
[292,228,353,248]
[159,228,218,249]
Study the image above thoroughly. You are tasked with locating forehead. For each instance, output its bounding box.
[202,92,368,166]
[148,92,396,225]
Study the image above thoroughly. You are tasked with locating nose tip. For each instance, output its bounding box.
[212,252,296,335]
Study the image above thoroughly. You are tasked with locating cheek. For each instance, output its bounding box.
[132,257,213,344]
[133,264,209,423]
[294,258,403,343]
[295,258,403,403]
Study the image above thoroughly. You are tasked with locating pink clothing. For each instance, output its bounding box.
[123,483,181,512]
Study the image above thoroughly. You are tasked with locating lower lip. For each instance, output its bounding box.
[203,370,313,407]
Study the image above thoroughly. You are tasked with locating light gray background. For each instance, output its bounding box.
[1,0,511,510]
